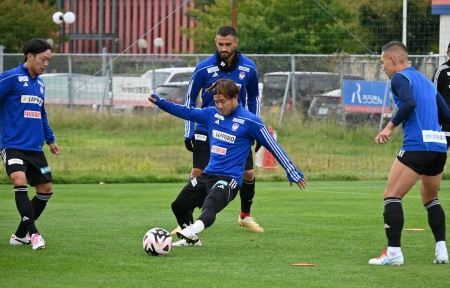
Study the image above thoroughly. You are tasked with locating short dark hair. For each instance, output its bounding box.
[22,38,51,62]
[216,26,237,38]
[206,79,240,99]
[382,41,407,53]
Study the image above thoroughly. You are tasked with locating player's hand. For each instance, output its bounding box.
[290,176,307,190]
[49,143,60,159]
[184,138,194,152]
[375,122,395,144]
[148,93,160,103]
[255,142,262,152]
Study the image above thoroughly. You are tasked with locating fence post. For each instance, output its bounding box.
[0,45,4,74]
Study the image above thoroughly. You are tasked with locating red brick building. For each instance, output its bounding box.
[61,0,195,54]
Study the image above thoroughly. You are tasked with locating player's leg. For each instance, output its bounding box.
[238,150,263,232]
[172,130,210,234]
[177,176,239,243]
[420,152,448,264]
[171,175,207,246]
[369,157,419,266]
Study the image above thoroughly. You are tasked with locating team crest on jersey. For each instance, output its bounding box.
[207,66,220,73]
[211,145,227,155]
[238,66,250,72]
[40,86,44,95]
[232,123,239,131]
[239,71,246,80]
[18,76,28,82]
[232,118,245,124]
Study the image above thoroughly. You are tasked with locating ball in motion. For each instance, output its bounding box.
[143,228,172,256]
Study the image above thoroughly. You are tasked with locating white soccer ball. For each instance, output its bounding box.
[143,228,172,256]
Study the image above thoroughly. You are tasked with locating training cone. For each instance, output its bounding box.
[256,126,277,172]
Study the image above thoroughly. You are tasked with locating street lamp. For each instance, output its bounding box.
[152,37,164,94]
[52,11,76,53]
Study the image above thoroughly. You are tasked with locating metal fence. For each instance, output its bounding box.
[0,52,447,114]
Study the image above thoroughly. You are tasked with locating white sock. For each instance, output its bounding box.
[436,241,447,253]
[387,246,402,257]
[191,220,205,234]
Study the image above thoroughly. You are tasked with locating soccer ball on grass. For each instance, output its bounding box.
[143,228,172,256]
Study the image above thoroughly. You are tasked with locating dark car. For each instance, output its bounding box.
[154,81,189,105]
[262,72,365,114]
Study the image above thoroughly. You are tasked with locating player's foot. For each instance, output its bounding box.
[30,233,45,250]
[368,250,404,266]
[173,238,202,247]
[170,226,182,235]
[10,234,31,245]
[176,226,201,245]
[238,216,264,233]
[434,251,449,264]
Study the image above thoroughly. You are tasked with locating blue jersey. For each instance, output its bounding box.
[184,51,260,139]
[156,99,303,186]
[391,67,447,152]
[0,64,55,151]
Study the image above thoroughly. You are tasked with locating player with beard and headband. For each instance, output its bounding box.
[172,26,262,241]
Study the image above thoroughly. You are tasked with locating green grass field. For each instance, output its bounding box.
[1,181,449,287]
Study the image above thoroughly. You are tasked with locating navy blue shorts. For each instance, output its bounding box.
[396,150,447,176]
[1,148,53,186]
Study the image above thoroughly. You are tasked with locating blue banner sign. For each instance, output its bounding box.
[343,80,391,114]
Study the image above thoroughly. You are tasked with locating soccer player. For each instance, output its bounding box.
[148,79,307,246]
[179,26,263,234]
[0,38,59,250]
[432,41,450,148]
[369,41,450,265]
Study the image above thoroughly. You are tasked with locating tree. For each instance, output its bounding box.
[0,0,58,53]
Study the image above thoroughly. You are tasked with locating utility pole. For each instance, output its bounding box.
[231,0,237,29]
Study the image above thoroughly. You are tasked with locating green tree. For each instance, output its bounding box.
[359,0,439,55]
[0,0,58,53]
[184,0,365,54]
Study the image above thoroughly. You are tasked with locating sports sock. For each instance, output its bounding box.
[191,220,205,234]
[240,212,250,219]
[239,178,255,214]
[15,192,52,237]
[424,199,446,242]
[383,197,404,248]
[387,246,402,257]
[14,186,38,237]
[436,241,447,253]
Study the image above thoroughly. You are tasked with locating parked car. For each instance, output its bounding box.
[154,81,189,105]
[261,71,365,114]
[307,89,394,125]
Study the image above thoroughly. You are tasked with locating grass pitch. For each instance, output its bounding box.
[1,180,449,287]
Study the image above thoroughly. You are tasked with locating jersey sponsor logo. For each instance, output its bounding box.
[18,76,28,82]
[239,71,246,80]
[8,158,24,166]
[422,130,447,144]
[22,95,43,106]
[207,66,220,73]
[212,130,236,143]
[40,166,51,174]
[194,134,207,141]
[24,110,42,119]
[397,150,405,157]
[232,123,239,131]
[232,118,245,124]
[211,145,227,155]
[214,113,224,120]
[238,66,250,72]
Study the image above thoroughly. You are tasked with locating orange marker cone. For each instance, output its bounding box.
[260,126,277,172]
